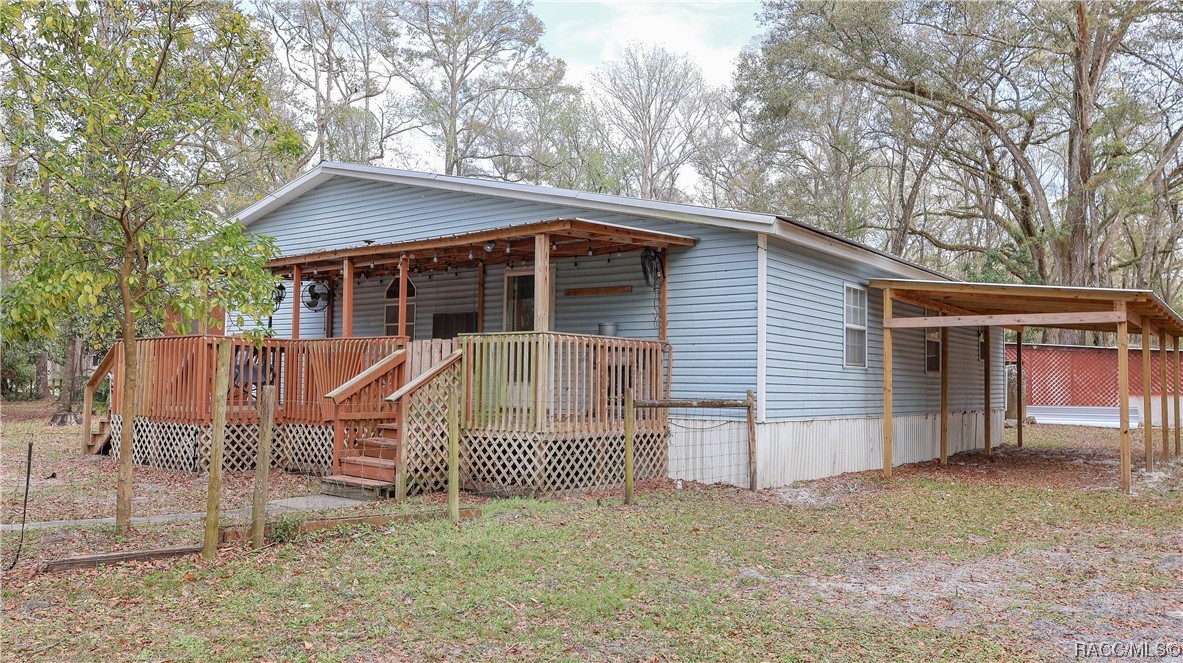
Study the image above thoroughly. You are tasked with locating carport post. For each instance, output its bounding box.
[883,288,894,478]
[1174,337,1181,457]
[1118,316,1131,494]
[1016,332,1024,448]
[1161,330,1169,460]
[983,326,992,457]
[1142,327,1154,472]
[939,327,949,464]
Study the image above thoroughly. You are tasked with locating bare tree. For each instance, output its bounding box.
[378,0,560,176]
[595,43,710,201]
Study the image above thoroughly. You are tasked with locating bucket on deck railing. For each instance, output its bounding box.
[598,322,618,337]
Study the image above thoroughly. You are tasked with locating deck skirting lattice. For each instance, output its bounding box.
[109,415,334,475]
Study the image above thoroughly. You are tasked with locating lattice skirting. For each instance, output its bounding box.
[460,427,669,497]
[108,415,334,475]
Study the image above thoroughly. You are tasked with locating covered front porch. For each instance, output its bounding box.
[86,219,694,497]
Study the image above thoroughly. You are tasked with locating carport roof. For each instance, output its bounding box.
[869,280,1183,337]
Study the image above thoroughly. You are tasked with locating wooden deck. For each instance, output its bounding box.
[86,332,671,496]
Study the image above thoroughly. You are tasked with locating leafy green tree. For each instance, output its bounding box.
[1,0,301,531]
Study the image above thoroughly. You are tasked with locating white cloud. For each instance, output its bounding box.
[534,1,762,88]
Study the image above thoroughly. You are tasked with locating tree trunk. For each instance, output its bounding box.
[116,280,138,532]
[49,335,83,425]
[33,352,50,399]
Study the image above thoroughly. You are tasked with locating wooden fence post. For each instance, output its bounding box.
[251,385,277,549]
[624,390,635,505]
[746,390,757,491]
[203,339,232,561]
[448,388,460,524]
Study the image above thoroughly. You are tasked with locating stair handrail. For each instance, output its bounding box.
[325,348,407,404]
[81,344,120,454]
[385,349,463,404]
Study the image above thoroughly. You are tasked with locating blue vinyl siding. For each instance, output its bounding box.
[249,176,758,400]
[765,237,1002,419]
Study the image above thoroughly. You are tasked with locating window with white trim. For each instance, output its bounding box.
[925,309,941,373]
[844,285,867,368]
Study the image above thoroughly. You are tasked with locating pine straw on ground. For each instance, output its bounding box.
[2,421,1180,661]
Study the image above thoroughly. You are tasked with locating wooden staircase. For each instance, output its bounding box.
[85,415,113,455]
[320,422,403,500]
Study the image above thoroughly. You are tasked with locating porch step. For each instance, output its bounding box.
[340,456,399,482]
[320,475,394,501]
[357,437,401,460]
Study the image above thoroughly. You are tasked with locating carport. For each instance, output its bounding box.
[871,280,1183,493]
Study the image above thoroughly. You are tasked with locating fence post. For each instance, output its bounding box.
[746,390,757,491]
[203,339,232,561]
[448,388,461,523]
[624,390,635,505]
[251,385,277,549]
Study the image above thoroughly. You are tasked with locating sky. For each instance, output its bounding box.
[530,1,764,87]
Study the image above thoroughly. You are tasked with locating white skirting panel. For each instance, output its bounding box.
[666,410,1005,489]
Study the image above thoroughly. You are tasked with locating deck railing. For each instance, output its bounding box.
[460,332,670,433]
[103,335,409,425]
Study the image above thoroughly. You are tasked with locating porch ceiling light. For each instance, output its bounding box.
[484,241,495,253]
[432,254,439,263]
[468,249,475,260]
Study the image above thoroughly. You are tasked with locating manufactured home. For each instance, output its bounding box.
[84,162,1183,496]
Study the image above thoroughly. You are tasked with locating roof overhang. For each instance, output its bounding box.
[870,279,1183,337]
[236,162,949,282]
[268,217,697,277]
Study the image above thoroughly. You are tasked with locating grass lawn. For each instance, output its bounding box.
[1,414,1181,661]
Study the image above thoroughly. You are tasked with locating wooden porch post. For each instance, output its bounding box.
[984,326,992,457]
[939,326,949,464]
[882,288,893,478]
[1016,332,1024,448]
[1160,330,1169,460]
[1142,327,1153,471]
[398,256,408,338]
[291,265,301,340]
[1118,314,1131,493]
[1174,337,1181,457]
[342,259,354,337]
[534,233,552,331]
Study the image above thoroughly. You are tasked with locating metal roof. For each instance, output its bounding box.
[232,162,949,281]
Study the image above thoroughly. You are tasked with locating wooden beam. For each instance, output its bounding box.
[324,278,334,338]
[534,233,552,331]
[939,326,949,464]
[398,256,408,338]
[563,286,633,297]
[265,218,697,269]
[342,259,354,337]
[868,279,1145,302]
[44,545,203,572]
[659,248,669,342]
[1016,332,1024,448]
[290,265,301,339]
[883,287,894,478]
[1118,315,1131,493]
[1143,329,1154,471]
[475,261,485,333]
[884,310,1125,329]
[983,326,992,457]
[1161,330,1169,460]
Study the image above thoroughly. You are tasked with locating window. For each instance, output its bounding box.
[384,278,416,337]
[925,313,941,373]
[844,284,867,368]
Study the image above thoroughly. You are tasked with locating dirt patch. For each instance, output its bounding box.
[774,473,884,507]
